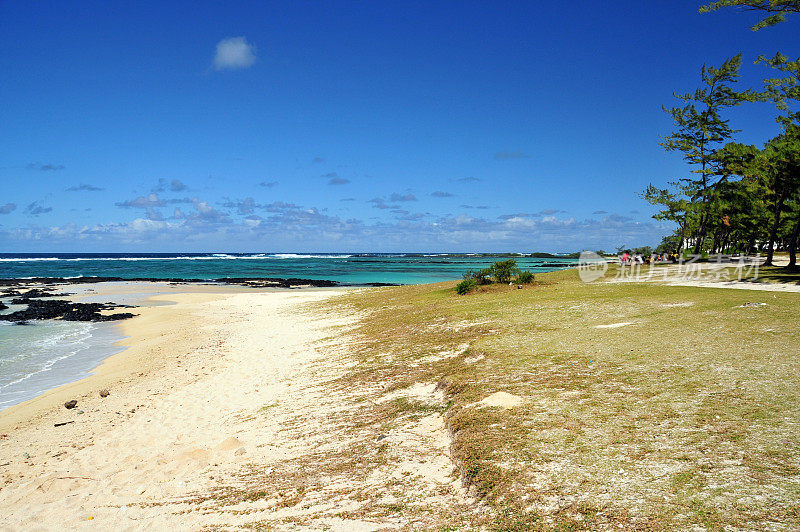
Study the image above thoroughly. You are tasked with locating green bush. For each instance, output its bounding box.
[463,268,493,285]
[489,259,519,283]
[456,278,477,295]
[516,270,534,284]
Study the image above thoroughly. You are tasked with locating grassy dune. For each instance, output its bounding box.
[326,268,800,530]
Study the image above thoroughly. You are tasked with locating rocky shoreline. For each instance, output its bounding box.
[0,277,397,324]
[0,286,136,323]
[0,300,137,323]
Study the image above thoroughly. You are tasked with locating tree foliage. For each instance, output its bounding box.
[758,52,800,126]
[699,1,800,30]
[660,55,758,252]
[648,7,799,268]
[489,259,519,283]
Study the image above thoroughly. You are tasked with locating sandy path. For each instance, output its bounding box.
[659,278,800,292]
[0,289,473,530]
[603,259,800,293]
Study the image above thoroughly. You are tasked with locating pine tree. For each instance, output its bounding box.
[700,1,800,30]
[661,54,757,253]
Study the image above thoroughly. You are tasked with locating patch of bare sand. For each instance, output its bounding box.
[479,391,524,408]
[594,322,634,329]
[0,288,478,530]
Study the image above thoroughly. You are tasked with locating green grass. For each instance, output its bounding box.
[322,268,800,529]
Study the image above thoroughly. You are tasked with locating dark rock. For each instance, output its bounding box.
[99,389,110,398]
[64,400,78,409]
[14,288,69,299]
[216,277,339,288]
[0,301,7,310]
[0,299,136,323]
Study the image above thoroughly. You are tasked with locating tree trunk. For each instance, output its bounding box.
[747,232,757,255]
[720,231,730,254]
[788,216,800,271]
[694,212,706,255]
[677,222,686,254]
[694,161,709,255]
[763,193,786,267]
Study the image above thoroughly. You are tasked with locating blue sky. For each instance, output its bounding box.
[0,1,796,252]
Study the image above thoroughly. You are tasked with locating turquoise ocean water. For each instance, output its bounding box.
[0,252,577,285]
[0,253,577,410]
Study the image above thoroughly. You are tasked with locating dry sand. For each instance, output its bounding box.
[0,286,472,530]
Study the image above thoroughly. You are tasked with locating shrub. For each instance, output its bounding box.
[456,278,477,295]
[489,259,519,284]
[516,270,534,284]
[463,268,493,285]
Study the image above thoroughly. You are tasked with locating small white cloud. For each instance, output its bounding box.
[213,37,256,70]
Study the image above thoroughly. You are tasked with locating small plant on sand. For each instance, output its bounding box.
[516,270,535,284]
[489,259,519,283]
[463,268,493,285]
[456,278,477,295]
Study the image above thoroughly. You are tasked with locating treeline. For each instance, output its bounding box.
[644,1,799,269]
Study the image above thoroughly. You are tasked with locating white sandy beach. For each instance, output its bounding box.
[0,286,474,530]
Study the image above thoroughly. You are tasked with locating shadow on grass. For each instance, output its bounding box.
[751,266,800,285]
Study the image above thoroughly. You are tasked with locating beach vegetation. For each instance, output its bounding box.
[455,278,477,295]
[515,270,535,284]
[316,268,800,528]
[458,260,532,294]
[462,268,493,285]
[488,258,519,283]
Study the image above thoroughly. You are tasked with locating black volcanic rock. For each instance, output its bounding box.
[0,301,7,310]
[0,299,136,322]
[18,288,68,298]
[218,277,339,288]
[0,287,70,299]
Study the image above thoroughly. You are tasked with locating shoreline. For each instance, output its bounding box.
[0,320,127,413]
[0,282,355,430]
[1,272,798,528]
[0,283,476,529]
[0,289,340,529]
[2,262,796,420]
[0,290,213,431]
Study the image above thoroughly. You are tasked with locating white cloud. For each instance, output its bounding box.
[116,193,164,208]
[0,197,670,252]
[213,37,256,71]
